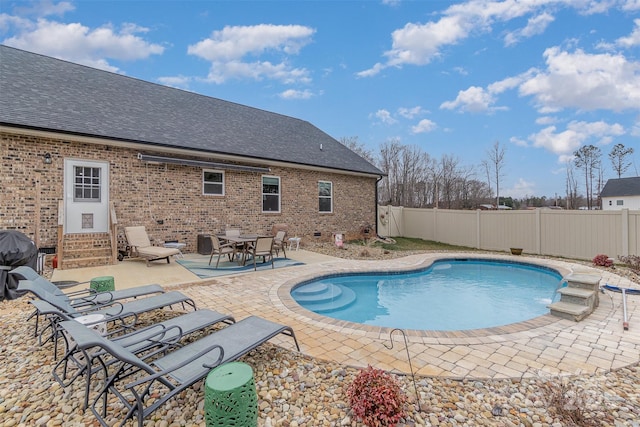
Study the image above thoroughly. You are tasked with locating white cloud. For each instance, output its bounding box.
[504,178,537,199]
[356,62,385,78]
[2,16,164,72]
[12,0,74,17]
[440,86,496,113]
[510,136,528,147]
[358,0,611,76]
[519,47,640,113]
[441,45,640,116]
[504,12,555,46]
[615,18,640,48]
[529,120,625,157]
[535,116,558,125]
[202,59,311,85]
[370,109,397,125]
[279,89,315,100]
[397,106,426,119]
[411,119,437,134]
[188,24,315,84]
[622,0,640,11]
[157,75,192,88]
[440,72,532,113]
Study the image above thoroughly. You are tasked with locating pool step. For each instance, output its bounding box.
[292,282,356,313]
[548,273,601,321]
[547,301,592,321]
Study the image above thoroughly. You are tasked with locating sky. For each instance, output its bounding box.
[1,0,639,199]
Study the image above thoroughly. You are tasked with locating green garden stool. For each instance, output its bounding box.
[90,276,115,293]
[205,362,258,427]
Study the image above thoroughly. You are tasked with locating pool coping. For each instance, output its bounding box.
[278,253,576,344]
[279,254,571,340]
[265,252,640,379]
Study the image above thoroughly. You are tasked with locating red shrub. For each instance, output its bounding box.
[592,254,613,267]
[346,365,406,427]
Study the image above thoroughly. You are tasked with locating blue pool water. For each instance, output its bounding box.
[291,259,564,331]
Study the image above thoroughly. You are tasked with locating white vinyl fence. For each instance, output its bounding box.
[377,206,640,261]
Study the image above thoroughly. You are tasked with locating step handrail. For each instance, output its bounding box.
[57,200,64,269]
[110,202,118,264]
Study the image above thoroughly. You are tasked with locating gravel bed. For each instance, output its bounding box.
[1,245,639,426]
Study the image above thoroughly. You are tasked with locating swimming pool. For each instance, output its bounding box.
[290,259,564,331]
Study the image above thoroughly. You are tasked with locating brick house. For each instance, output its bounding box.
[0,46,383,269]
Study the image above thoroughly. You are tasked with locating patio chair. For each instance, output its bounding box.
[18,280,196,357]
[225,229,241,237]
[60,315,300,427]
[208,235,237,267]
[247,236,275,270]
[10,266,164,307]
[54,308,235,409]
[272,230,287,258]
[124,226,181,266]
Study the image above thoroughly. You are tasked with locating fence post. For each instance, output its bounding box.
[476,210,481,249]
[535,208,542,255]
[621,209,629,257]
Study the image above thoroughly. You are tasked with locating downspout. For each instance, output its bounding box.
[375,175,384,238]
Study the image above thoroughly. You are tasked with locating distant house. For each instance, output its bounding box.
[600,177,640,211]
[0,45,384,269]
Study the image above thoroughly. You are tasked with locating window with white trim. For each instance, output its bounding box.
[74,166,101,202]
[262,175,280,212]
[319,181,333,213]
[203,170,224,195]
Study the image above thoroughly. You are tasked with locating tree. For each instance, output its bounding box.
[565,159,578,209]
[609,143,634,178]
[573,144,602,210]
[339,136,376,165]
[482,141,506,208]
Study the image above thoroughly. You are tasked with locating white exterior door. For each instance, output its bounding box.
[64,159,109,233]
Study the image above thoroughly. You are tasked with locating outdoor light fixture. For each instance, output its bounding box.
[43,153,52,164]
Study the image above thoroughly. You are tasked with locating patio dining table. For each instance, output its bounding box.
[217,234,268,266]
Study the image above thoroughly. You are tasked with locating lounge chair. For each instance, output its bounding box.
[208,235,237,268]
[60,315,300,427]
[54,308,235,409]
[124,226,181,266]
[247,236,275,270]
[18,280,196,357]
[10,266,164,307]
[272,230,287,258]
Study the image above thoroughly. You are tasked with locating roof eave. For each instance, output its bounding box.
[0,123,385,178]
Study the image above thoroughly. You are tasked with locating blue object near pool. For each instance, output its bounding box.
[291,259,564,331]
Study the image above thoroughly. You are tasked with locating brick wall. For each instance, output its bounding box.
[1,132,378,252]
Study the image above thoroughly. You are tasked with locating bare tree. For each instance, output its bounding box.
[482,141,506,208]
[371,138,500,209]
[573,144,602,210]
[565,160,579,209]
[339,136,377,165]
[439,155,462,209]
[609,143,635,178]
[377,139,403,205]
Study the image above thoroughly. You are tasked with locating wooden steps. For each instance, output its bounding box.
[548,273,601,321]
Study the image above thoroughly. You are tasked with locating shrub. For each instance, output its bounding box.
[346,365,406,427]
[540,379,600,427]
[592,254,613,267]
[618,255,640,274]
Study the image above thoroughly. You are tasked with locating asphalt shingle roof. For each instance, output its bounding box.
[600,177,640,197]
[0,45,383,176]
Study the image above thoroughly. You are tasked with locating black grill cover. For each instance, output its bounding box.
[0,230,38,301]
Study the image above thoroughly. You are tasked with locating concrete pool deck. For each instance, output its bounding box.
[51,250,640,379]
